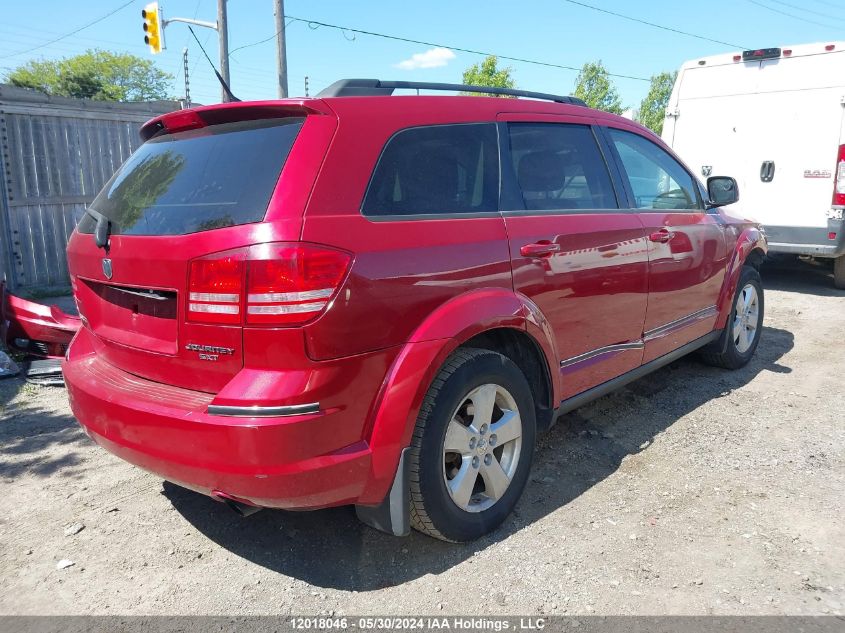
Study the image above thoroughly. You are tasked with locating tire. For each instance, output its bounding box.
[700,265,764,369]
[408,348,536,542]
[834,256,845,290]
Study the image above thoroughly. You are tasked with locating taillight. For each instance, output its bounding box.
[834,144,845,207]
[188,250,245,324]
[246,243,351,325]
[187,243,351,326]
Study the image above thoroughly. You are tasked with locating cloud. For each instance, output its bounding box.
[394,47,456,70]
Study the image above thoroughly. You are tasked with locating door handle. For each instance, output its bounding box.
[649,228,676,243]
[520,242,561,257]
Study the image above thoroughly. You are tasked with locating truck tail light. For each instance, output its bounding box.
[834,144,845,207]
[187,243,351,326]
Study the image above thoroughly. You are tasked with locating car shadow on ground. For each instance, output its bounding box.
[0,378,87,479]
[761,256,844,297]
[165,324,794,591]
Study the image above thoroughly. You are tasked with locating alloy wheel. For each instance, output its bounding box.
[442,383,523,513]
[733,283,760,353]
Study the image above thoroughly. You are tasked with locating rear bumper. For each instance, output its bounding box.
[1,284,81,358]
[62,329,379,510]
[765,220,845,258]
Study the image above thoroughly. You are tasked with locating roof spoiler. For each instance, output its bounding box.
[317,79,587,106]
[139,101,327,141]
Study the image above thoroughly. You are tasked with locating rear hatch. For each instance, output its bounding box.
[668,45,845,229]
[67,104,322,393]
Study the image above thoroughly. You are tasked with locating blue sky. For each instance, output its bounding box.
[2,0,844,107]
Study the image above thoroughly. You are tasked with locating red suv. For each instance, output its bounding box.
[63,79,767,542]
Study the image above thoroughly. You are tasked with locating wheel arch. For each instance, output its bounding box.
[460,327,556,433]
[357,287,559,506]
[716,227,767,329]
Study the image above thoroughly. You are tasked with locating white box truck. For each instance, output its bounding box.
[662,42,845,288]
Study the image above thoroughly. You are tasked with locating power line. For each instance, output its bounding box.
[229,19,294,58]
[0,32,150,57]
[745,0,841,29]
[766,0,845,19]
[807,0,845,9]
[0,0,135,60]
[0,30,304,88]
[286,15,650,81]
[558,0,746,49]
[187,25,238,102]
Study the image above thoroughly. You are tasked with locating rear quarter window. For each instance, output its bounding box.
[361,123,499,217]
[78,117,304,236]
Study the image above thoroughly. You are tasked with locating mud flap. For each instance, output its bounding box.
[355,447,411,537]
[701,325,730,356]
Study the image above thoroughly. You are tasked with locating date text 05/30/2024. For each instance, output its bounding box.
[289,617,547,631]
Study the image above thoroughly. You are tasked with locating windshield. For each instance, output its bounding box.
[79,117,304,236]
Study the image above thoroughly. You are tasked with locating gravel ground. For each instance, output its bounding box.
[0,258,842,616]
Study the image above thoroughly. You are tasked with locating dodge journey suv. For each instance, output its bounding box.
[63,79,767,542]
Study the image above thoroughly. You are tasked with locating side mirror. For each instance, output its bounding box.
[706,176,739,208]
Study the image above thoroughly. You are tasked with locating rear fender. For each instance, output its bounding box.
[715,226,767,329]
[357,288,559,505]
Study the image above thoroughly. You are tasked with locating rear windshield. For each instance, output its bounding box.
[78,117,304,236]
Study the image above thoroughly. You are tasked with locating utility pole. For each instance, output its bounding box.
[148,3,231,103]
[274,0,289,98]
[304,76,309,97]
[182,47,191,107]
[218,0,231,102]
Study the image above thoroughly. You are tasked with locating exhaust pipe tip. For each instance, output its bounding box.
[224,499,263,517]
[212,491,263,517]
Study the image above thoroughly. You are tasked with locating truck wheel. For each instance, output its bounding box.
[834,256,845,290]
[408,348,536,542]
[700,266,764,369]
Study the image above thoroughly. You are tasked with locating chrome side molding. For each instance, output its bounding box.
[643,305,718,342]
[560,305,719,369]
[560,341,644,368]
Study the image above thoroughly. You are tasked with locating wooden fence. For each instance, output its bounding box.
[0,85,182,290]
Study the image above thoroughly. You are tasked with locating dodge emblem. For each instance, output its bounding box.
[102,258,113,280]
[701,165,713,177]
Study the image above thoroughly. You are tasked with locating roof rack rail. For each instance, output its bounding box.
[316,79,587,106]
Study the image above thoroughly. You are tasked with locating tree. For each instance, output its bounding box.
[637,71,677,135]
[573,61,623,114]
[7,49,173,102]
[461,55,516,96]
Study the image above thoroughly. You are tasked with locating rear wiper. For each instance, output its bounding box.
[83,208,111,251]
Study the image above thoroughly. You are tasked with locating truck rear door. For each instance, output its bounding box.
[668,47,845,245]
[744,53,844,244]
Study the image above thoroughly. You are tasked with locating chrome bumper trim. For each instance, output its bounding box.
[207,403,320,417]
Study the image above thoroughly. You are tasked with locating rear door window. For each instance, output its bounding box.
[608,128,702,210]
[361,123,499,216]
[78,117,304,236]
[507,122,618,211]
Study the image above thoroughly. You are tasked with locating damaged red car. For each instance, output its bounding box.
[1,281,80,359]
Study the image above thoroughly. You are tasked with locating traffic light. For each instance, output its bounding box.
[142,2,165,55]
